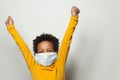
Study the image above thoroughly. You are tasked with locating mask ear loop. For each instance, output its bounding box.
[34,52,36,56]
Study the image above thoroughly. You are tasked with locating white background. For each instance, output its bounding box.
[0,0,120,80]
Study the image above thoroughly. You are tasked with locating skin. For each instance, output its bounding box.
[71,6,80,16]
[37,41,54,53]
[5,6,80,53]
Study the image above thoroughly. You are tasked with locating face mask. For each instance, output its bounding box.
[34,52,57,66]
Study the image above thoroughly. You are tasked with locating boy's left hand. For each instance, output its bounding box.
[71,6,80,17]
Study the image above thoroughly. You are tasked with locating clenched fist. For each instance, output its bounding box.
[5,16,14,26]
[71,6,80,16]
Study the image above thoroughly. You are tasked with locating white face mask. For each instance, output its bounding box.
[34,52,57,66]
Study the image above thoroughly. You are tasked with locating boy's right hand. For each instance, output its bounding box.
[5,16,14,26]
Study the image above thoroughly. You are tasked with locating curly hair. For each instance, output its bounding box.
[33,33,59,53]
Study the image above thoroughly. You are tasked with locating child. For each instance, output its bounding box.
[5,6,80,80]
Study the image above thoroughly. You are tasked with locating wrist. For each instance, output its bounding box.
[71,16,79,21]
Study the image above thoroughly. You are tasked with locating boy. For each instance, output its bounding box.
[5,6,80,80]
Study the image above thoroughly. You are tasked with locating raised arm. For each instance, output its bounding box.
[5,16,35,72]
[57,6,80,67]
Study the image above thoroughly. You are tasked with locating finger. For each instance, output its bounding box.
[6,17,10,25]
[8,16,11,21]
[8,16,10,22]
[76,8,80,13]
[8,16,12,19]
[75,7,78,11]
[8,16,13,21]
[72,6,76,10]
[8,16,10,19]
[77,9,80,13]
[72,6,76,8]
[5,21,9,26]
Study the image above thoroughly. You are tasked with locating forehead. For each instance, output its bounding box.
[37,41,54,49]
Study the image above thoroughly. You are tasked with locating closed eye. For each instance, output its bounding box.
[48,49,53,52]
[38,50,43,53]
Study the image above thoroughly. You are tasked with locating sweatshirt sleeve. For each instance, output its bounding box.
[57,16,79,67]
[7,24,35,72]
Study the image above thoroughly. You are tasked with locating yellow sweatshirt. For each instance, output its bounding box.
[7,16,78,80]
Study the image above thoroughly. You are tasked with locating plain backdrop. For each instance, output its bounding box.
[0,0,120,80]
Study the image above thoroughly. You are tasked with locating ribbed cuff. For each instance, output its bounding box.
[7,24,15,31]
[71,16,79,21]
